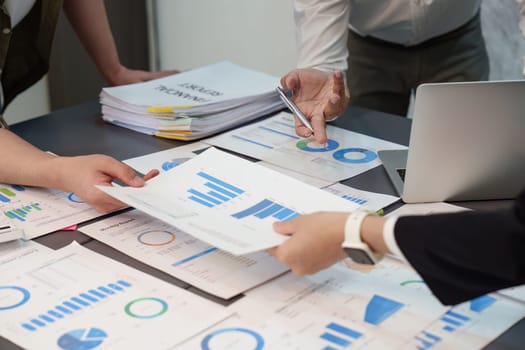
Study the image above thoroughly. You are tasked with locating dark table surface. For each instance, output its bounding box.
[3,100,521,349]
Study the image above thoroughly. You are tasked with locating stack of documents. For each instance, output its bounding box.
[100,61,284,140]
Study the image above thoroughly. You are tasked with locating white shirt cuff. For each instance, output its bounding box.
[382,216,407,261]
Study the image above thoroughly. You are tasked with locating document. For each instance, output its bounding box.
[123,142,209,174]
[178,260,449,349]
[124,142,333,189]
[100,61,285,140]
[323,183,400,212]
[0,183,101,239]
[79,210,289,299]
[205,112,407,182]
[0,242,231,350]
[97,148,360,255]
[178,259,525,350]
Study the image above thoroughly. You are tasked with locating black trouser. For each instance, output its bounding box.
[346,12,489,117]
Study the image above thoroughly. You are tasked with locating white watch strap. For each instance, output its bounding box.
[343,210,375,246]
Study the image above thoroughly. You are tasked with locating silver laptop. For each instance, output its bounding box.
[378,80,525,203]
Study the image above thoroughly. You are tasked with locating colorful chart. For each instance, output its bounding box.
[162,157,191,171]
[137,230,176,246]
[201,327,264,350]
[124,297,168,319]
[0,286,31,311]
[4,204,42,222]
[332,148,377,164]
[0,185,25,203]
[296,139,339,152]
[57,328,107,350]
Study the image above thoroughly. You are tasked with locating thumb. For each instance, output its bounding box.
[273,220,296,235]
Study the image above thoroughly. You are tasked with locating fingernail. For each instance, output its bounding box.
[132,176,145,186]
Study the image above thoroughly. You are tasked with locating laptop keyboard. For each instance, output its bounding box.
[396,168,406,182]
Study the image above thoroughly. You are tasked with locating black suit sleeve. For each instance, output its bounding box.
[394,189,525,305]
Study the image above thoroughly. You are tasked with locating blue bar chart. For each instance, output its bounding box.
[20,280,132,332]
[364,294,404,326]
[320,322,363,349]
[187,171,245,208]
[231,199,300,221]
[414,330,442,349]
[438,310,471,333]
[342,195,368,205]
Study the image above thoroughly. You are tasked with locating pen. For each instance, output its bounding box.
[276,87,315,135]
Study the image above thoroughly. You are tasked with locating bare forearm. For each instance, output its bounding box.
[0,129,63,188]
[360,216,390,254]
[63,0,121,83]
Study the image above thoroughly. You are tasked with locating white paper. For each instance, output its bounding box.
[79,210,288,299]
[98,148,360,255]
[123,142,209,174]
[323,183,400,212]
[0,184,101,239]
[179,260,448,349]
[205,112,407,182]
[257,161,335,188]
[0,242,231,350]
[406,294,525,350]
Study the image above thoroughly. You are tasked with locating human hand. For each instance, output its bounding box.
[54,155,159,212]
[105,65,179,86]
[280,69,349,144]
[268,212,349,275]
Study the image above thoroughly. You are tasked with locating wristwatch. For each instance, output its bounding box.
[342,210,382,265]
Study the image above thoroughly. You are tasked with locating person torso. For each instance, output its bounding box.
[347,0,482,45]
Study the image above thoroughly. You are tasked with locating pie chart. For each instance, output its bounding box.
[57,328,107,350]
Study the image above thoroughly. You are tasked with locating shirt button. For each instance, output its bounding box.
[2,28,10,34]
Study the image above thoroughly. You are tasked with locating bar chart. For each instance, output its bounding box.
[231,199,300,221]
[0,185,25,203]
[187,171,244,208]
[20,280,132,332]
[320,322,363,349]
[4,203,42,222]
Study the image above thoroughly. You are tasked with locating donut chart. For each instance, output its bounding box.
[332,148,377,164]
[296,139,339,152]
[201,327,264,350]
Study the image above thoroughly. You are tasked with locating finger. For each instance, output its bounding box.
[102,158,145,187]
[332,70,346,96]
[294,117,313,138]
[143,169,160,181]
[266,247,278,256]
[280,71,299,91]
[273,220,296,235]
[310,114,327,144]
[324,93,343,118]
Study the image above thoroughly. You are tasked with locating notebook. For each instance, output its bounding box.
[378,80,525,203]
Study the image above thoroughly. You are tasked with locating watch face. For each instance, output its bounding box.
[343,247,375,265]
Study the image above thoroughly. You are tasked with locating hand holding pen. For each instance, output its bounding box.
[279,69,349,144]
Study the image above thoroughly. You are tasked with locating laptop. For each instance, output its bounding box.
[378,80,525,203]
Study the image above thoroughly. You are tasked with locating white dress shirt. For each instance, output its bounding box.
[5,0,37,28]
[295,0,481,72]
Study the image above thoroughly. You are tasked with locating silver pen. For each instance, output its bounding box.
[276,87,315,135]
